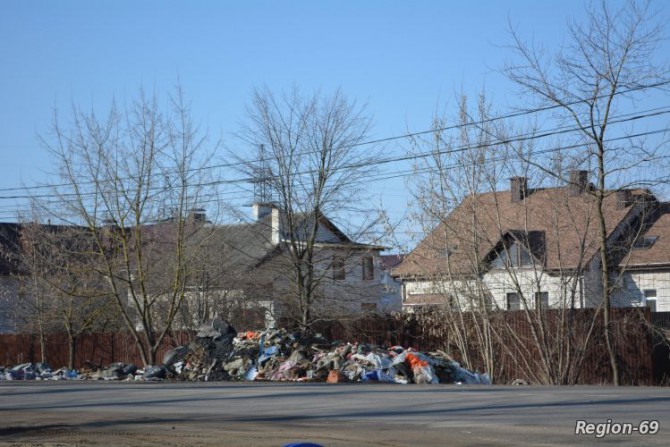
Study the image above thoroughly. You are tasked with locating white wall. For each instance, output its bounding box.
[613,270,670,311]
[483,268,584,310]
[402,267,585,311]
[316,249,385,314]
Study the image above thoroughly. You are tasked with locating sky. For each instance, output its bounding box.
[1,1,668,249]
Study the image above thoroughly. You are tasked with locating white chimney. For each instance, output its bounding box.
[252,202,281,245]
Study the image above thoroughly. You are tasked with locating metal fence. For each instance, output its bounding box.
[0,330,193,370]
[1,308,667,385]
[311,308,662,385]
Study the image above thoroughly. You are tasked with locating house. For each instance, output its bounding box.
[0,203,387,333]
[0,223,22,333]
[392,170,665,312]
[178,203,387,328]
[159,202,388,327]
[0,222,111,335]
[379,254,405,313]
[613,203,670,312]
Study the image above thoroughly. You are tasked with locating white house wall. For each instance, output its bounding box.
[271,248,387,320]
[403,268,585,311]
[380,270,403,312]
[483,268,584,309]
[612,270,670,311]
[317,250,385,313]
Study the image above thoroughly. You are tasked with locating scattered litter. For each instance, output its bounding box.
[0,319,491,385]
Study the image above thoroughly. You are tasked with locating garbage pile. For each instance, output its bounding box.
[1,362,79,381]
[1,318,491,385]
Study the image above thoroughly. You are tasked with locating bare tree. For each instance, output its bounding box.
[20,222,116,368]
[404,94,504,376]
[0,221,56,362]
[402,90,653,385]
[235,87,378,331]
[39,85,219,366]
[503,0,668,384]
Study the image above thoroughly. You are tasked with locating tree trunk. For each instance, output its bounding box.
[67,334,76,370]
[597,184,620,386]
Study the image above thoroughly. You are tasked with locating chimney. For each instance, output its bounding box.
[510,177,528,203]
[252,202,276,220]
[616,189,632,210]
[568,170,589,196]
[190,208,206,224]
[252,202,281,245]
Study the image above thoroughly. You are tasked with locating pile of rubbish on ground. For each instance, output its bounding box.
[0,318,490,385]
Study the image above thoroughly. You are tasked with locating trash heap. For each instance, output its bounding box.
[0,318,491,385]
[2,362,78,380]
[163,318,491,385]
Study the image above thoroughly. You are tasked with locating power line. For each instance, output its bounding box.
[0,80,668,196]
[0,105,667,206]
[0,123,666,220]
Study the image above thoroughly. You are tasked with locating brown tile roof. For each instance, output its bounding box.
[0,223,22,276]
[620,203,670,269]
[393,185,654,279]
[380,254,406,270]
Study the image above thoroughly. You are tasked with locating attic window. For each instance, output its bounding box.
[633,236,658,249]
[492,242,533,268]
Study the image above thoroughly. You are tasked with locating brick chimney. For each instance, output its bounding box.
[510,177,528,203]
[568,170,589,196]
[615,189,632,209]
[189,208,206,224]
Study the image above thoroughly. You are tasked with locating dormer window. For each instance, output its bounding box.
[633,235,658,249]
[491,242,533,268]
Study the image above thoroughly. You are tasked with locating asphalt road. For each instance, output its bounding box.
[1,382,669,446]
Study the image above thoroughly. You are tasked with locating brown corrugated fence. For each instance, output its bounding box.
[1,308,668,385]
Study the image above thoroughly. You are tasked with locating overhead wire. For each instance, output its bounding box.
[0,81,667,219]
[0,79,668,196]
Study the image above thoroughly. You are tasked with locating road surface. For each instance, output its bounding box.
[1,382,669,446]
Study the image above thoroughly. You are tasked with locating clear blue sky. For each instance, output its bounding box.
[1,1,668,248]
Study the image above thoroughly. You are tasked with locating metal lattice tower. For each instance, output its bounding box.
[252,145,274,203]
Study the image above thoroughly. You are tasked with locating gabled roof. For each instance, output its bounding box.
[380,254,406,270]
[194,209,380,273]
[205,214,280,271]
[0,222,95,277]
[393,184,655,279]
[620,202,670,269]
[0,223,22,276]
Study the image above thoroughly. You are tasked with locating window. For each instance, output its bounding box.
[447,294,459,311]
[644,289,657,312]
[507,292,520,310]
[332,255,345,280]
[492,242,533,268]
[362,256,374,280]
[361,302,377,312]
[535,292,549,309]
[633,236,658,249]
